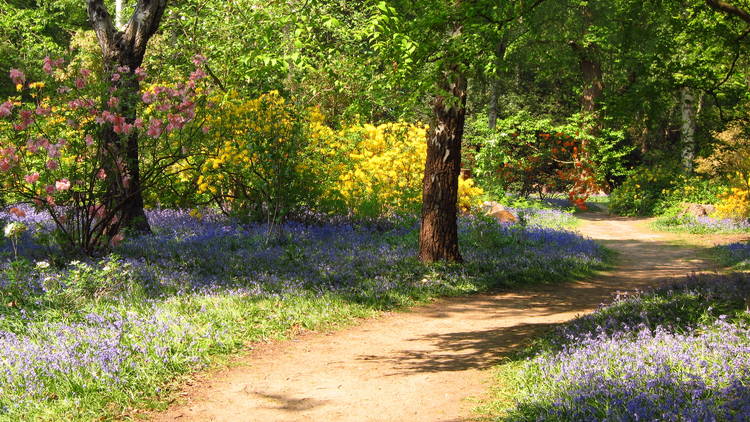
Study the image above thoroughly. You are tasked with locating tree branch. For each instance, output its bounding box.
[86,0,117,53]
[122,0,168,61]
[706,0,750,25]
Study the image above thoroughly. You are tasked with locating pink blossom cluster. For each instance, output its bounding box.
[42,56,65,74]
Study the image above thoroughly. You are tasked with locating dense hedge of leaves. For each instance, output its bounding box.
[609,165,721,216]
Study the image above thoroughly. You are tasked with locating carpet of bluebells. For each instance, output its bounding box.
[491,273,750,421]
[0,205,602,420]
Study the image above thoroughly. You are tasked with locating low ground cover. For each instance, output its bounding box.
[0,205,603,420]
[652,214,750,235]
[483,272,750,421]
[716,241,750,270]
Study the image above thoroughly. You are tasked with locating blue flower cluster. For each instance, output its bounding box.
[0,206,603,417]
[506,273,750,421]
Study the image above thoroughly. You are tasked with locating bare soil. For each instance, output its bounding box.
[150,213,744,422]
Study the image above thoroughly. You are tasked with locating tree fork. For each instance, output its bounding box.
[87,0,168,234]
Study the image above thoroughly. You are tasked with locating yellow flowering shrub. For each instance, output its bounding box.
[192,90,323,221]
[316,121,484,215]
[697,124,750,220]
[458,176,484,211]
[716,173,750,219]
[156,90,484,218]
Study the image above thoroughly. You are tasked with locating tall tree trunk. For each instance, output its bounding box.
[488,39,507,130]
[115,0,124,29]
[87,0,167,234]
[580,56,603,116]
[680,86,697,173]
[574,4,603,142]
[419,64,466,263]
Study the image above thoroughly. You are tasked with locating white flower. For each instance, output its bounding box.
[35,261,50,270]
[4,222,27,238]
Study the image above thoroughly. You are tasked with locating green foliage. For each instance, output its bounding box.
[609,165,721,216]
[472,112,628,205]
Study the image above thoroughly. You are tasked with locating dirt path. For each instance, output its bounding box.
[152,214,736,422]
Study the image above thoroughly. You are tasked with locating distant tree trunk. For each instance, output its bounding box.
[419,63,466,264]
[488,39,507,130]
[115,0,124,29]
[680,86,697,173]
[580,56,603,116]
[87,0,167,234]
[573,4,603,143]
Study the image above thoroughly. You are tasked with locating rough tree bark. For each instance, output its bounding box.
[87,0,168,234]
[580,56,603,116]
[680,86,697,173]
[419,63,467,263]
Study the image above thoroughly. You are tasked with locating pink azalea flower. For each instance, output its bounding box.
[0,101,12,118]
[147,119,163,138]
[80,68,91,78]
[24,173,40,183]
[45,185,55,194]
[192,54,207,66]
[97,169,107,180]
[46,160,59,170]
[85,134,95,145]
[190,69,206,81]
[42,57,53,74]
[134,67,147,81]
[55,178,71,191]
[108,96,120,109]
[111,73,121,82]
[9,69,25,85]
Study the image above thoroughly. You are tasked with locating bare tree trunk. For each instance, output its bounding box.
[488,39,507,130]
[419,64,466,264]
[573,4,603,143]
[580,57,603,116]
[87,0,167,234]
[680,86,697,173]
[115,0,124,30]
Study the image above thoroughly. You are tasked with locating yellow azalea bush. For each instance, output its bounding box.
[192,90,323,222]
[316,121,484,216]
[156,89,484,218]
[716,173,750,219]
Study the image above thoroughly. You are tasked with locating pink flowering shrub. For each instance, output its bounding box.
[0,56,210,254]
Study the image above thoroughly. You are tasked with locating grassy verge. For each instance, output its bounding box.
[479,273,750,421]
[714,241,750,270]
[651,214,750,235]
[0,207,604,421]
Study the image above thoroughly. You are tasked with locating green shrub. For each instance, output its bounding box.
[609,165,722,216]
